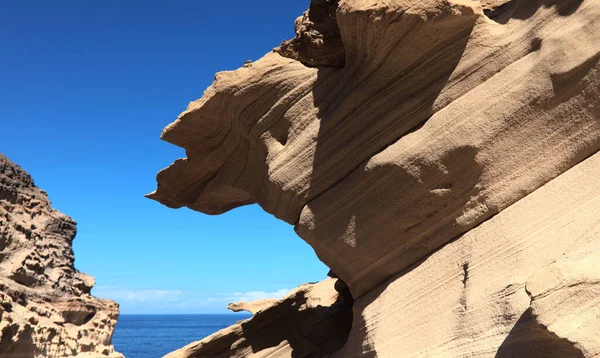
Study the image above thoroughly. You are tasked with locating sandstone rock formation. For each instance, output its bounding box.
[0,154,122,357]
[165,278,353,358]
[151,0,600,356]
[336,150,600,357]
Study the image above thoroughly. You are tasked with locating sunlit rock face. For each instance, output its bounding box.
[0,154,122,358]
[151,0,600,356]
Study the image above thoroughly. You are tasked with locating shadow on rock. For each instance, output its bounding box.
[495,308,583,358]
[241,279,354,357]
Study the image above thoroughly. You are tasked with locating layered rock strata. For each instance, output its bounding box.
[151,0,600,356]
[0,154,122,357]
[336,149,600,357]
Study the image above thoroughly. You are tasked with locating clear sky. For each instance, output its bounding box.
[1,0,329,314]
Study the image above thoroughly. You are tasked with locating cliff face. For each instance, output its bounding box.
[0,154,122,357]
[151,0,600,356]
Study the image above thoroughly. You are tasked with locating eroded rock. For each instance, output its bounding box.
[275,0,345,68]
[165,278,353,358]
[150,0,600,356]
[150,0,600,298]
[523,251,600,357]
[0,154,122,357]
[336,149,600,357]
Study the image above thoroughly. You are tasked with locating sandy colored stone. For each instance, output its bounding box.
[150,0,600,356]
[525,251,600,357]
[150,0,600,298]
[335,149,600,357]
[166,278,353,358]
[0,154,122,357]
[227,299,278,315]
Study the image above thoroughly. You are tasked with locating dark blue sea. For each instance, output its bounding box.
[113,314,251,358]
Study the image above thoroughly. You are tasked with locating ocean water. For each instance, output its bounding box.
[113,314,251,358]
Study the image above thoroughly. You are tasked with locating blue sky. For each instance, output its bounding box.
[1,1,328,314]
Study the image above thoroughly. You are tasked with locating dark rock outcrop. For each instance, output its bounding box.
[165,279,353,358]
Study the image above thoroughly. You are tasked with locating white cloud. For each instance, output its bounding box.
[93,286,183,303]
[92,286,291,313]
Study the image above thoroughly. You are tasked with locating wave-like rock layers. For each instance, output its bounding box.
[337,148,600,357]
[151,0,600,356]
